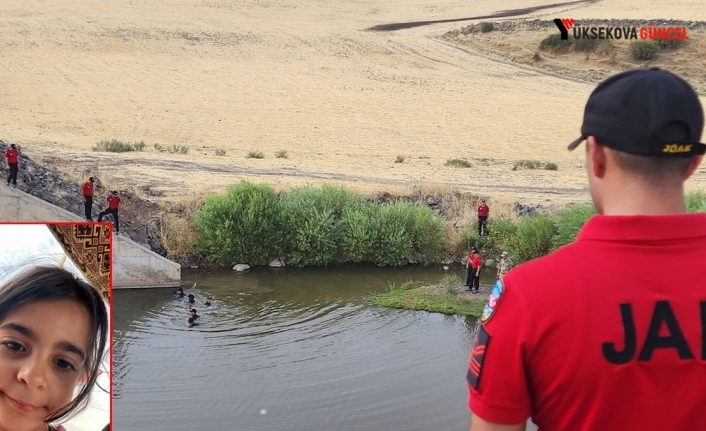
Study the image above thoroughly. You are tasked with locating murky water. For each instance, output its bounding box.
[112,264,501,430]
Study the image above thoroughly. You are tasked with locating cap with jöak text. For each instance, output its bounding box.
[568,68,705,157]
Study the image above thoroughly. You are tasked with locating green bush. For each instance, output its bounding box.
[480,22,494,33]
[280,186,341,267]
[551,203,595,251]
[539,34,572,53]
[513,214,556,263]
[167,145,189,154]
[483,218,518,256]
[629,40,659,60]
[193,181,283,266]
[686,190,706,213]
[276,150,288,158]
[573,38,612,55]
[369,203,415,267]
[340,204,377,263]
[402,202,445,264]
[657,38,682,49]
[445,158,472,168]
[545,162,559,171]
[395,155,405,163]
[215,148,226,156]
[458,225,480,256]
[247,150,265,159]
[93,139,145,152]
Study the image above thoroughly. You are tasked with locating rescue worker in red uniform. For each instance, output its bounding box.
[98,191,121,234]
[466,68,706,431]
[81,177,96,221]
[477,199,489,235]
[4,144,20,187]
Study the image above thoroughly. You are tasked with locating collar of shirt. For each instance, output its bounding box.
[576,213,706,242]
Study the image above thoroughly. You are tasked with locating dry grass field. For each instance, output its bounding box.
[2,0,706,209]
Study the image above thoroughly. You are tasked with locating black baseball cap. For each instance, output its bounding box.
[112,190,118,195]
[89,177,95,182]
[568,68,705,157]
[10,144,16,148]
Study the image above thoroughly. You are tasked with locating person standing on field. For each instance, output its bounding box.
[97,191,121,233]
[477,199,489,235]
[82,177,96,221]
[466,68,706,431]
[4,143,20,187]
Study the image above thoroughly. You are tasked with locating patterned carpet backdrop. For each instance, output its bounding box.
[47,222,111,299]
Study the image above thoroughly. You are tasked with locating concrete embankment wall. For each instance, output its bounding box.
[0,185,181,289]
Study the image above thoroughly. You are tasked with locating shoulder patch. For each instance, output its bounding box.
[480,279,505,324]
[466,325,491,390]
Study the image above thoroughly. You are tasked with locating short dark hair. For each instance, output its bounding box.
[0,266,108,423]
[190,308,196,313]
[607,122,695,186]
[188,317,195,324]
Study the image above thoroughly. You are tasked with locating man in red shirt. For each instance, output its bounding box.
[477,199,489,236]
[81,177,96,221]
[97,191,121,234]
[4,144,20,188]
[466,68,706,431]
[465,248,482,293]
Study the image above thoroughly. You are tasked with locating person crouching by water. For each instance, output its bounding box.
[205,296,213,307]
[188,317,199,327]
[189,308,200,320]
[0,266,109,431]
[175,288,185,299]
[497,251,514,281]
[187,294,195,305]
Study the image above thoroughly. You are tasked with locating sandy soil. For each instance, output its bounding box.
[2,0,706,208]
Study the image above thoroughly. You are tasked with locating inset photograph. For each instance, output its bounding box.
[0,222,111,431]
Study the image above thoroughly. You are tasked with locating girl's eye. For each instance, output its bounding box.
[54,359,77,373]
[0,341,25,353]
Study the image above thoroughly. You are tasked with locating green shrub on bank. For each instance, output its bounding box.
[629,40,659,60]
[539,34,572,53]
[340,204,378,263]
[551,203,596,251]
[480,22,495,33]
[193,181,283,266]
[280,186,341,267]
[686,190,706,213]
[513,214,556,263]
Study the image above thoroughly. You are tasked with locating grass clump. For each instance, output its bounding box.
[686,190,706,213]
[442,274,460,295]
[480,22,495,33]
[275,149,288,159]
[395,155,405,163]
[167,145,189,154]
[367,280,485,316]
[532,52,541,61]
[215,148,226,156]
[629,40,659,60]
[539,34,572,53]
[445,158,472,168]
[193,181,284,266]
[93,139,146,153]
[512,160,557,171]
[247,150,265,159]
[551,203,596,251]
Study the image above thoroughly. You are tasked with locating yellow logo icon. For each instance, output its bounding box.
[663,143,692,153]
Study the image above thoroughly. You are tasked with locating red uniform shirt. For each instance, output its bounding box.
[470,254,482,269]
[478,204,489,217]
[107,195,121,209]
[4,148,18,164]
[467,214,706,430]
[82,182,94,197]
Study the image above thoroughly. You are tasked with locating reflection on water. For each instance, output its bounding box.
[113,264,494,430]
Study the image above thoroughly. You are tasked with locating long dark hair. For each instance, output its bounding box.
[0,266,109,423]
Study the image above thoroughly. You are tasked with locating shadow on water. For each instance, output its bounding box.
[112,264,495,430]
[365,0,590,32]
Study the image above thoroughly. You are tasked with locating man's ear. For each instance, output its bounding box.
[587,136,608,179]
[684,155,703,180]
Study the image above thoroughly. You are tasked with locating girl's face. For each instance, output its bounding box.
[0,300,90,431]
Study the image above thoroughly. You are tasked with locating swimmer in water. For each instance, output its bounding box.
[188,317,198,327]
[189,308,200,320]
[205,296,213,307]
[175,288,185,299]
[187,293,195,304]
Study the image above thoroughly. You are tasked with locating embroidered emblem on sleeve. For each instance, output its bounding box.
[480,279,505,324]
[466,325,491,390]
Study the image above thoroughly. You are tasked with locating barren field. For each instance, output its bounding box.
[2,0,706,209]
